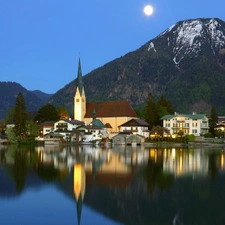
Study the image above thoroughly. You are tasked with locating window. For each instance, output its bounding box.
[192,129,197,134]
[192,122,197,127]
[76,99,79,102]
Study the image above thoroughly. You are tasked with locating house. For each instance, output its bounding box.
[118,118,150,138]
[39,121,55,136]
[75,125,104,143]
[73,58,137,133]
[160,112,209,136]
[54,119,84,141]
[216,116,225,131]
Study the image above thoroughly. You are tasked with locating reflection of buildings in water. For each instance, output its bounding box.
[73,163,85,225]
[220,152,225,170]
[113,145,149,166]
[163,148,225,177]
[35,145,225,180]
[163,148,208,177]
[85,151,134,187]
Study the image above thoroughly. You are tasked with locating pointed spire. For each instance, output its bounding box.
[76,56,83,95]
[76,194,83,225]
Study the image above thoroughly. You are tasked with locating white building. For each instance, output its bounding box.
[118,118,150,138]
[161,112,209,136]
[54,119,84,132]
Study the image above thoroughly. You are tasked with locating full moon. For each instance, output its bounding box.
[144,5,154,16]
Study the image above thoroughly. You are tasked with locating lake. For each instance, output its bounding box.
[0,144,225,225]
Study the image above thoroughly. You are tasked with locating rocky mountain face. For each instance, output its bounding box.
[0,82,52,119]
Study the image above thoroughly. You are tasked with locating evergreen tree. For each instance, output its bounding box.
[144,93,174,129]
[209,105,218,137]
[144,93,158,129]
[34,103,59,124]
[13,92,28,136]
[157,95,174,125]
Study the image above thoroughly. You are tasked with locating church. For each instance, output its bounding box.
[73,58,138,133]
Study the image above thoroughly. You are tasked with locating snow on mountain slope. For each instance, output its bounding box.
[148,18,225,65]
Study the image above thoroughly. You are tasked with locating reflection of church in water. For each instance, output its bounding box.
[73,164,85,225]
[72,151,135,225]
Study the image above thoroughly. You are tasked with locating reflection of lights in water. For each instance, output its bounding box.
[150,149,155,159]
[172,148,176,160]
[179,155,183,175]
[221,154,224,168]
[107,151,111,162]
[154,150,157,163]
[163,149,167,161]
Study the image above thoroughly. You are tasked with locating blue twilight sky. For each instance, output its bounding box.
[1,0,225,94]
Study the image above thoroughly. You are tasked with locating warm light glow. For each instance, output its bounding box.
[74,164,85,201]
[221,154,224,168]
[143,5,154,16]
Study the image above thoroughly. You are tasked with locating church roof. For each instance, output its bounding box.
[84,100,137,118]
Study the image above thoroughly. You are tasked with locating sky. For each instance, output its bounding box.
[1,0,225,94]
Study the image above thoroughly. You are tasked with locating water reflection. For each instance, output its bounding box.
[0,145,225,225]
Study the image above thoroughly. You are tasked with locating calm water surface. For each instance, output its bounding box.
[0,144,225,225]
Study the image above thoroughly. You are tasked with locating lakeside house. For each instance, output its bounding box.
[161,112,209,137]
[118,118,150,138]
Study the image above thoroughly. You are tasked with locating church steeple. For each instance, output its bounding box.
[74,56,86,121]
[77,57,83,95]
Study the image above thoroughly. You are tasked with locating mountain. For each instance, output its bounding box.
[49,18,225,115]
[0,82,52,119]
[30,90,53,103]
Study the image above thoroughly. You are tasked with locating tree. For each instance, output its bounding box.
[57,106,69,119]
[34,104,59,124]
[144,93,158,129]
[144,93,174,129]
[26,120,39,137]
[157,95,174,115]
[13,92,28,137]
[5,127,18,144]
[209,105,218,137]
[4,108,14,124]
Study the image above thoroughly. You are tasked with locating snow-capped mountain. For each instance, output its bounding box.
[50,18,225,114]
[148,18,225,65]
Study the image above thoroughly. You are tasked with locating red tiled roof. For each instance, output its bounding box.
[85,100,137,118]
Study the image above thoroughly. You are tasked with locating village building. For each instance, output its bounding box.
[73,58,138,133]
[118,118,150,138]
[161,112,209,136]
[39,121,55,136]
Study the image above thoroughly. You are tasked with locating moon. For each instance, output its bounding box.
[144,5,154,16]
